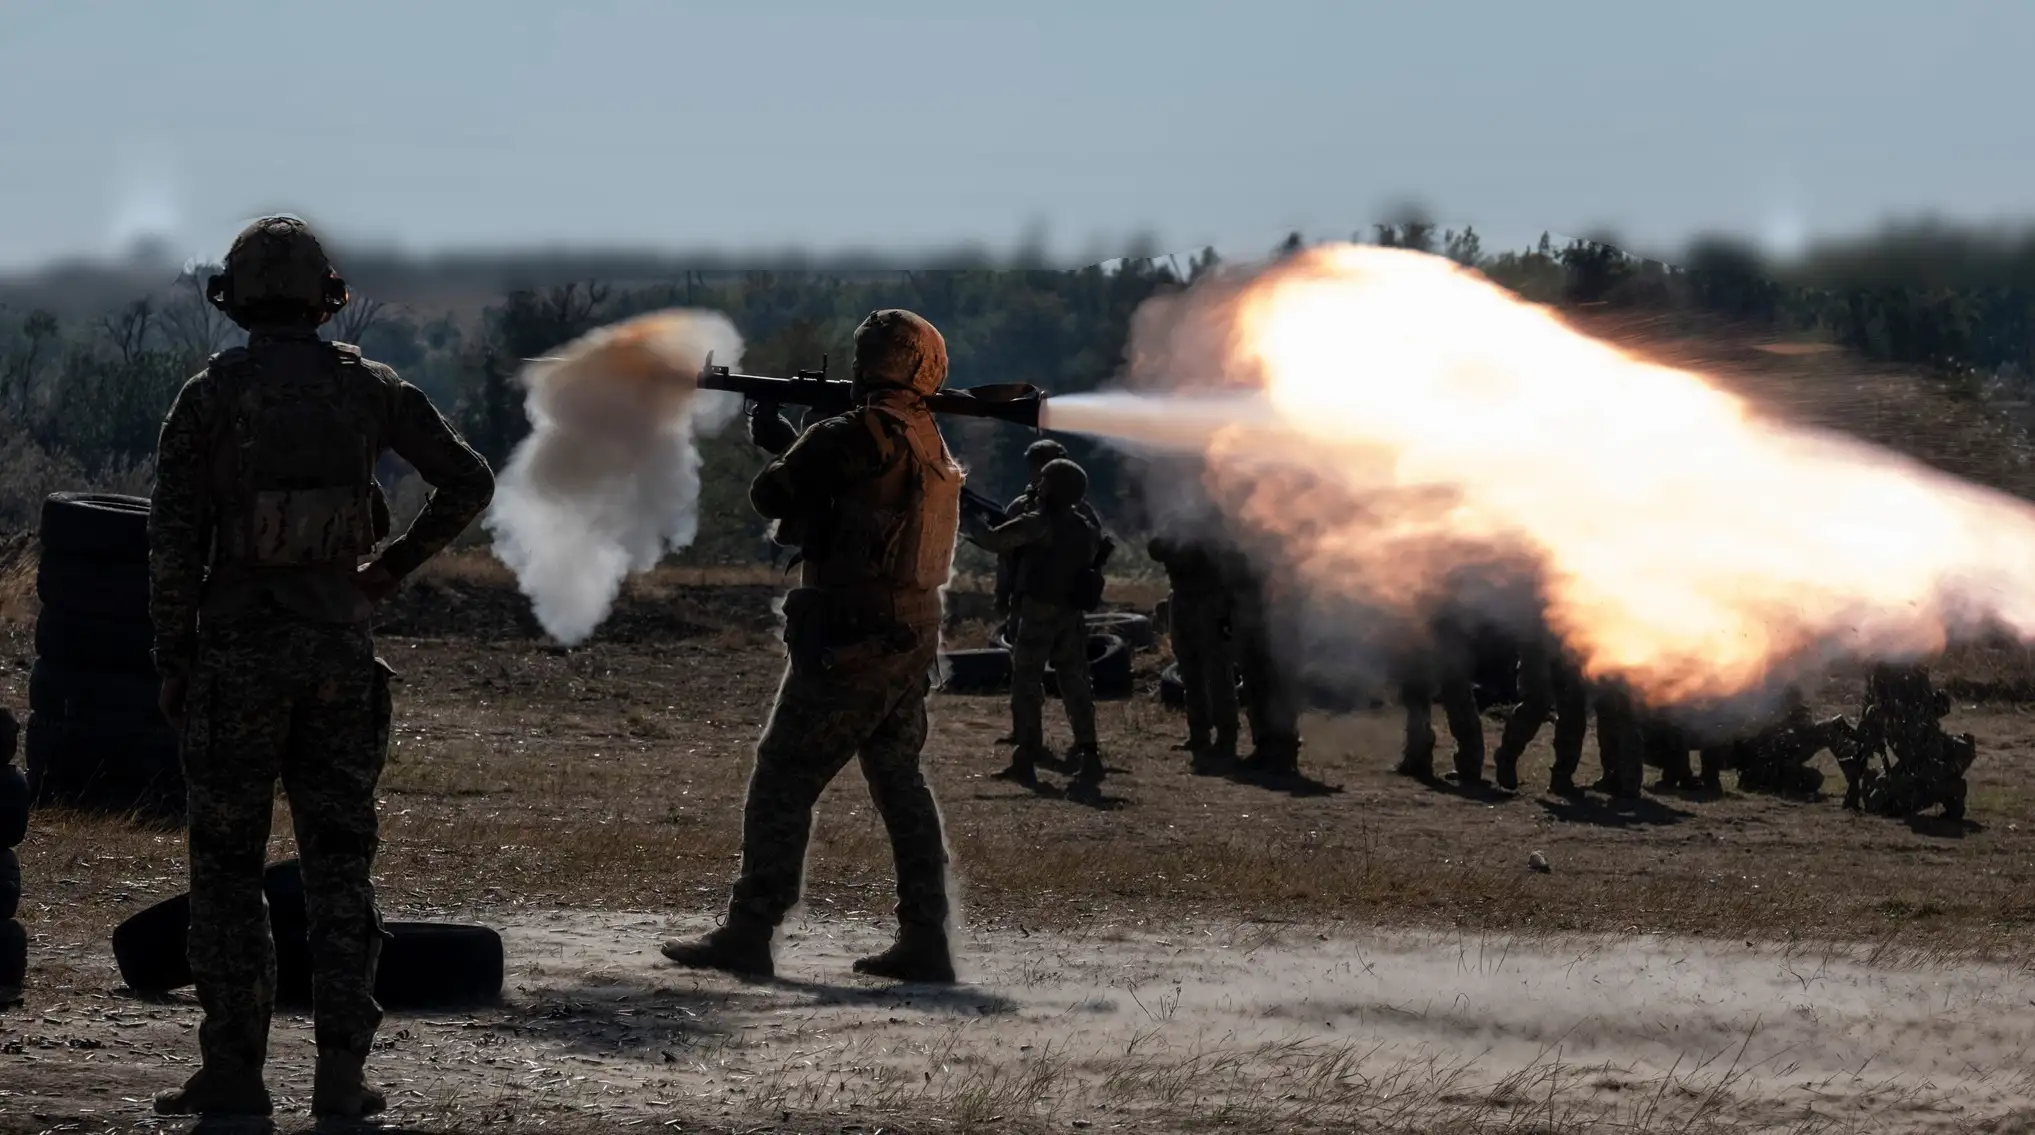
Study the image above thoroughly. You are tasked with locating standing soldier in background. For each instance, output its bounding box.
[663,309,963,985]
[148,216,495,1120]
[1394,611,1486,786]
[1588,683,1647,800]
[1490,624,1589,794]
[1148,530,1241,773]
[969,459,1107,788]
[993,439,1101,625]
[1231,556,1304,778]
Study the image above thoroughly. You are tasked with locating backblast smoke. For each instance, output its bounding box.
[1044,244,2035,724]
[484,309,743,646]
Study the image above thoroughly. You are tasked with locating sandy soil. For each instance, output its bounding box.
[6,562,2035,1132]
[5,909,2032,1133]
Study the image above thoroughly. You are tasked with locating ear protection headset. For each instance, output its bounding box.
[205,270,351,317]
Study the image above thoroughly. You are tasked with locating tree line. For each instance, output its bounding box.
[4,222,2034,556]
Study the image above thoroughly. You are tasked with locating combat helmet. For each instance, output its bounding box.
[1038,458,1088,506]
[850,309,948,399]
[1024,438,1069,469]
[205,215,350,328]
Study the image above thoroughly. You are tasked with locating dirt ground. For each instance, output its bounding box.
[6,559,2035,1133]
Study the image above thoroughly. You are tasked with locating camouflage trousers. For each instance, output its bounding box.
[1009,598,1096,754]
[1169,588,1238,750]
[728,625,951,934]
[1232,598,1301,757]
[180,612,392,1077]
[1494,640,1588,776]
[1399,658,1484,780]
[1586,685,1647,796]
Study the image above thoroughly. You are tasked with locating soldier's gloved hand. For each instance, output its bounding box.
[747,401,798,455]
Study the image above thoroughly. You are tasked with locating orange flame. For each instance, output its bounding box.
[1086,244,2035,705]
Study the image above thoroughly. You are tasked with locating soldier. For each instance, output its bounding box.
[1147,531,1240,773]
[663,309,962,985]
[1587,682,1647,800]
[148,216,495,1119]
[1230,556,1303,778]
[1489,630,1589,794]
[1394,612,1486,786]
[1839,663,1974,820]
[968,459,1106,788]
[993,439,1101,622]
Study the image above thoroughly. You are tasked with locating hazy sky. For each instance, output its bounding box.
[1,0,2029,271]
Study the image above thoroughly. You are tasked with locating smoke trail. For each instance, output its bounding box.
[484,309,744,645]
[1045,244,2035,725]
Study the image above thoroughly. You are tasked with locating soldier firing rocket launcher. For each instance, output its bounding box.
[695,353,1047,430]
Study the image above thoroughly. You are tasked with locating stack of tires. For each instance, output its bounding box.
[3,709,28,997]
[27,493,184,820]
[113,859,506,1010]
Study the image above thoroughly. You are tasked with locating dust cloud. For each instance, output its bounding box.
[483,310,744,645]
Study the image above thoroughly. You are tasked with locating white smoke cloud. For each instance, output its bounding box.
[484,309,745,645]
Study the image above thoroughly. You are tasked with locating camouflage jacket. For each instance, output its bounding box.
[149,328,494,677]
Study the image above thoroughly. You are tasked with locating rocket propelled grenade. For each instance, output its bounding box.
[695,353,1045,430]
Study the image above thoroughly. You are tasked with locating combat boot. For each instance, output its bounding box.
[311,1050,386,1120]
[853,923,957,984]
[1069,744,1105,787]
[661,917,775,979]
[1245,740,1300,780]
[1173,730,1210,754]
[153,1068,273,1118]
[991,747,1042,787]
[1191,733,1237,776]
[1492,751,1520,792]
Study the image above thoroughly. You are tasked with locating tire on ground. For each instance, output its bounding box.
[1159,663,1186,709]
[376,923,505,1008]
[111,860,307,995]
[38,493,151,562]
[24,715,183,819]
[29,659,162,727]
[941,648,1013,695]
[33,607,156,674]
[0,762,27,848]
[1084,611,1156,651]
[0,849,18,922]
[37,555,150,621]
[1047,633,1131,699]
[0,918,23,991]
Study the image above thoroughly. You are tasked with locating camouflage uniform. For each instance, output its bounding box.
[149,217,494,1119]
[664,309,963,985]
[973,460,1104,786]
[1395,616,1485,785]
[1491,633,1589,793]
[1731,689,1841,796]
[1586,683,1647,799]
[1147,534,1239,770]
[992,439,1100,622]
[1838,664,1974,820]
[1230,560,1302,776]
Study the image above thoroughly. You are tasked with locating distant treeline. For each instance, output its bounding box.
[5,220,2035,556]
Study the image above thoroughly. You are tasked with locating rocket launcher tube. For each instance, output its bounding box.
[695,353,1045,430]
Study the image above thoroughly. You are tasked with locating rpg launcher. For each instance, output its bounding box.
[695,353,1045,430]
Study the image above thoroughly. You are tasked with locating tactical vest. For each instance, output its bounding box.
[208,341,384,570]
[1015,506,1102,606]
[801,399,962,596]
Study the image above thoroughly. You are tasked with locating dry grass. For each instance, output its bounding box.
[8,570,2035,967]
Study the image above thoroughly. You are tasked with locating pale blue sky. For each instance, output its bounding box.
[1,0,2029,271]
